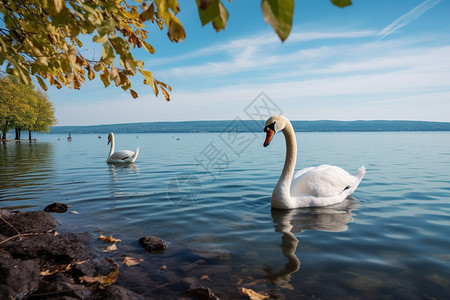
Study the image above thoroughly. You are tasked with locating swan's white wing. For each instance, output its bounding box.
[291,164,355,198]
[109,150,135,161]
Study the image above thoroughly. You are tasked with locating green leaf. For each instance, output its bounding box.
[330,0,352,8]
[196,0,229,31]
[101,42,114,61]
[261,0,294,42]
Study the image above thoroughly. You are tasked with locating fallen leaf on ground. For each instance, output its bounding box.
[102,243,117,252]
[200,274,212,281]
[122,256,144,266]
[99,234,121,243]
[159,265,167,271]
[238,287,269,300]
[40,264,71,276]
[75,260,88,265]
[81,265,119,287]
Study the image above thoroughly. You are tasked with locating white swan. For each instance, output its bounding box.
[263,115,365,209]
[106,132,139,163]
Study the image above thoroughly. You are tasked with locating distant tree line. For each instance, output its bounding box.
[0,75,57,140]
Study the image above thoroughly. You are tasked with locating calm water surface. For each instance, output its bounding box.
[1,132,449,299]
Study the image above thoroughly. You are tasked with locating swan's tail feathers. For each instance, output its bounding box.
[131,147,140,162]
[354,165,366,179]
[348,165,366,195]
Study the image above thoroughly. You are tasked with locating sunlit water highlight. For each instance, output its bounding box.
[1,132,449,299]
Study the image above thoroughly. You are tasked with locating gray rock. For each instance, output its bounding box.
[0,255,40,300]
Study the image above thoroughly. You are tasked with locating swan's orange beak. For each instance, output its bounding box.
[264,128,275,147]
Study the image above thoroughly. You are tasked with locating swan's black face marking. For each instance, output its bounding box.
[263,122,276,147]
[264,121,276,133]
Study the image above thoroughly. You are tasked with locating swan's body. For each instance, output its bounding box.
[106,132,139,163]
[264,116,365,209]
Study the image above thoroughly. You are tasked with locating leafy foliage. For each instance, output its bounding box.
[0,0,175,100]
[0,75,56,139]
[0,0,351,100]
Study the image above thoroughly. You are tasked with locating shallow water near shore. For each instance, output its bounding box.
[1,131,449,298]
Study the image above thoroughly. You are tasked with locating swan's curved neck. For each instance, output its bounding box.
[108,135,115,158]
[272,121,297,206]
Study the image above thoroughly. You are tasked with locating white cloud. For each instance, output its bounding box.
[377,0,442,39]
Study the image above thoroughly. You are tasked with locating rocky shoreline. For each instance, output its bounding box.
[0,204,227,300]
[0,204,285,300]
[0,206,149,299]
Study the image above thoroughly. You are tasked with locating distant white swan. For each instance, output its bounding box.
[106,132,139,163]
[263,115,365,209]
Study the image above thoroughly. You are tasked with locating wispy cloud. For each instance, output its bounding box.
[377,0,442,39]
[150,30,375,68]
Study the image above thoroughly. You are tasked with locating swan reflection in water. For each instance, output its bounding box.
[267,198,356,289]
[109,163,140,183]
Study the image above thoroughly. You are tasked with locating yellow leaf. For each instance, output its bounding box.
[110,66,120,86]
[40,269,54,276]
[102,243,117,252]
[75,260,89,265]
[93,35,108,44]
[141,40,155,54]
[130,89,138,99]
[99,234,121,243]
[138,69,154,84]
[160,86,170,101]
[238,287,269,300]
[168,14,186,42]
[36,76,48,91]
[200,274,211,281]
[40,264,71,276]
[87,65,95,80]
[81,265,119,287]
[140,3,155,22]
[68,45,77,63]
[159,265,167,271]
[122,257,144,266]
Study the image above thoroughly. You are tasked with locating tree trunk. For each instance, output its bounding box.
[1,130,6,140]
[15,128,21,140]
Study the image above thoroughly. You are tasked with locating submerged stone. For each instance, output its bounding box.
[139,236,167,253]
[44,202,68,213]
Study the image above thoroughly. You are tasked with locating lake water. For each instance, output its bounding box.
[1,131,449,299]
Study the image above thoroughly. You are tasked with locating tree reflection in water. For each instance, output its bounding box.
[0,141,54,208]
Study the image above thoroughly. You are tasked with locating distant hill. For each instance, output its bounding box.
[49,120,450,134]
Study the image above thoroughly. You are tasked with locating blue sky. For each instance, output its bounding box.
[48,0,450,126]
